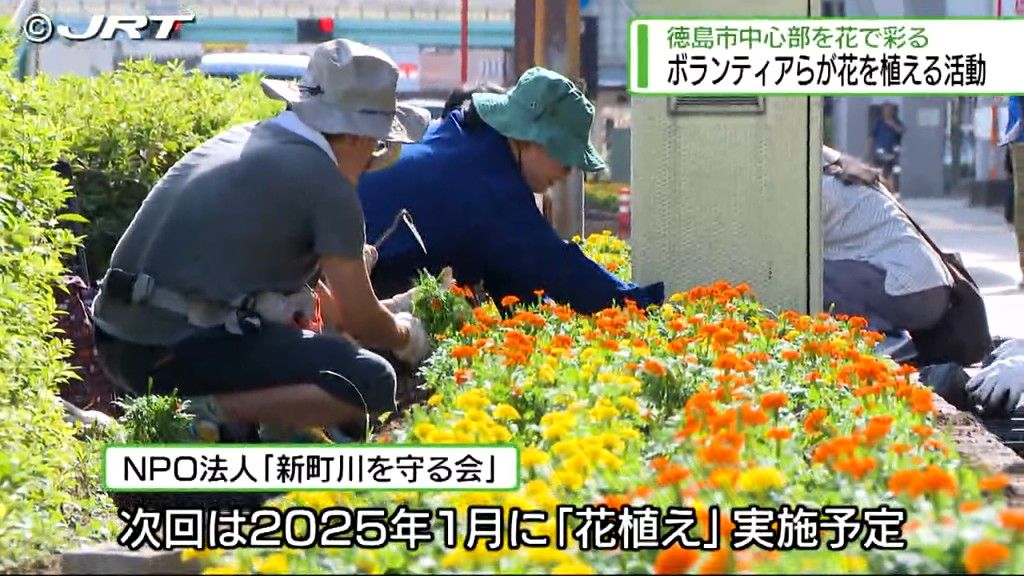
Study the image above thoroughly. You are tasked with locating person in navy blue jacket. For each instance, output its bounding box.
[356,67,665,315]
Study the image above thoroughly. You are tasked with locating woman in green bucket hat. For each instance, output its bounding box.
[357,67,665,315]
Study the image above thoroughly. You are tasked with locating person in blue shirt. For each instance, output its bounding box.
[869,103,905,191]
[356,67,665,315]
[1000,95,1024,285]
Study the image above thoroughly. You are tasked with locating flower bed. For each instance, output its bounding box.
[187,233,1024,574]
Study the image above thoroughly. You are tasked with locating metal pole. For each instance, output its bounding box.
[991,0,1002,180]
[538,0,584,239]
[460,0,469,84]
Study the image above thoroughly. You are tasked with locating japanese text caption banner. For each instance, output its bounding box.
[628,18,1024,95]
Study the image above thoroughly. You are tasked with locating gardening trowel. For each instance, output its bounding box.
[374,208,427,255]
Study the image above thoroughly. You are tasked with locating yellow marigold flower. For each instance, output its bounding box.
[540,411,570,427]
[255,553,289,574]
[455,390,489,411]
[580,366,595,381]
[454,431,475,444]
[564,454,592,475]
[552,440,581,457]
[487,425,512,443]
[617,396,640,413]
[203,567,241,575]
[454,418,477,434]
[414,422,437,440]
[427,394,442,407]
[669,292,688,303]
[299,491,335,510]
[737,466,787,494]
[553,468,586,491]
[598,372,615,384]
[526,479,552,497]
[842,554,869,573]
[598,450,625,471]
[493,403,521,421]
[600,432,627,453]
[527,547,575,565]
[543,424,570,441]
[539,364,557,383]
[521,447,551,468]
[428,430,455,443]
[589,404,620,421]
[617,426,642,442]
[466,409,490,423]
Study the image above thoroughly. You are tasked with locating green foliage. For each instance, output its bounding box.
[0,34,116,570]
[114,390,195,444]
[584,180,626,212]
[411,269,475,337]
[38,60,284,278]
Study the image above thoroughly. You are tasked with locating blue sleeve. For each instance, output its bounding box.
[461,184,664,315]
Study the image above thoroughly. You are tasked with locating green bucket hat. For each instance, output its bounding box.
[471,67,606,172]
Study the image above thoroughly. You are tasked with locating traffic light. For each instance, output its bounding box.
[298,17,334,43]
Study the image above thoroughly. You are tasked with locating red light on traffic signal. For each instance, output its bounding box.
[317,18,334,34]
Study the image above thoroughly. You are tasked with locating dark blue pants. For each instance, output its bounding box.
[823,259,951,333]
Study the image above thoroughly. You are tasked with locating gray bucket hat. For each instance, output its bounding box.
[261,39,430,143]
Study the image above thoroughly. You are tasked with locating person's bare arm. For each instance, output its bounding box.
[319,254,409,351]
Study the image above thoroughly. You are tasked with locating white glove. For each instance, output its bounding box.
[966,355,1024,417]
[393,312,432,365]
[363,244,379,274]
[384,287,418,314]
[984,339,1024,367]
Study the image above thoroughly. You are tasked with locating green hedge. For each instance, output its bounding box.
[0,29,285,569]
[0,28,118,571]
[43,60,283,279]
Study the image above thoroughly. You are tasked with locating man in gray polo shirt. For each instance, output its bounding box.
[92,39,432,442]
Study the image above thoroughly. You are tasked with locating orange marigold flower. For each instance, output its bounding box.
[697,548,731,575]
[599,494,632,510]
[654,545,701,575]
[650,456,670,472]
[632,486,654,500]
[909,387,935,414]
[657,465,691,487]
[451,345,478,360]
[960,501,984,514]
[916,465,957,497]
[999,508,1024,531]
[889,442,913,456]
[962,540,1010,574]
[740,404,769,427]
[888,469,920,496]
[759,392,788,411]
[803,408,827,434]
[781,349,801,361]
[912,425,933,438]
[454,368,473,385]
[655,541,704,573]
[766,427,793,441]
[644,359,668,377]
[979,474,1011,493]
[835,456,876,481]
[500,295,520,307]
